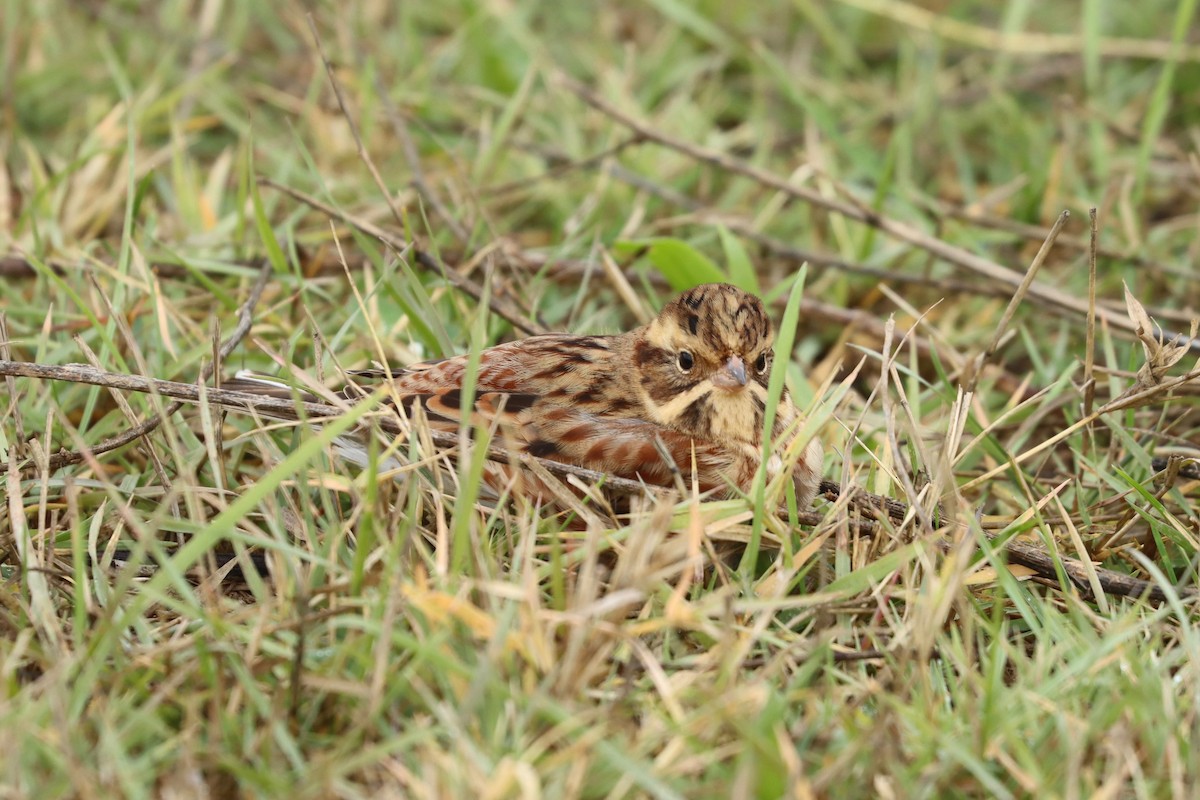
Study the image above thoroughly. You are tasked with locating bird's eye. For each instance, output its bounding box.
[678,351,694,371]
[755,352,770,372]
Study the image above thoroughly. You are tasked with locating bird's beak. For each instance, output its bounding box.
[712,355,748,391]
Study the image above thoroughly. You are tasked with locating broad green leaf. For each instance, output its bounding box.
[628,237,727,290]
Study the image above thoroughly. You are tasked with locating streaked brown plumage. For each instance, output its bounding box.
[226,283,822,505]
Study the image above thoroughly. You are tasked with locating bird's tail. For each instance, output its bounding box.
[220,371,325,409]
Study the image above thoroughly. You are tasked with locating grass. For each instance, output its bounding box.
[3,0,1200,796]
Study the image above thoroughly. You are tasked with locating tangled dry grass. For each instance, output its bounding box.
[2,2,1199,797]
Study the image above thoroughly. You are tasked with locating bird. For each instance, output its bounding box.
[224,283,822,507]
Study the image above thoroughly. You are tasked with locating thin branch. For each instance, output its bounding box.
[371,72,469,244]
[819,482,1196,604]
[306,14,406,234]
[258,177,548,336]
[17,261,274,473]
[0,358,655,495]
[930,200,1195,291]
[6,353,1191,606]
[557,75,1200,353]
[304,16,550,337]
[960,362,1200,493]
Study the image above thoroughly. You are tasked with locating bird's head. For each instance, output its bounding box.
[635,283,781,443]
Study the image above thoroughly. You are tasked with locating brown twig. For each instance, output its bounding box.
[931,200,1195,292]
[257,177,547,337]
[0,358,657,495]
[13,261,274,474]
[556,75,1200,353]
[474,132,1198,327]
[306,14,406,235]
[818,481,1196,604]
[500,132,1195,345]
[492,140,993,294]
[7,352,1190,606]
[371,71,469,245]
[303,16,549,337]
[961,361,1200,493]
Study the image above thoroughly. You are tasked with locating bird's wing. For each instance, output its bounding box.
[347,334,620,396]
